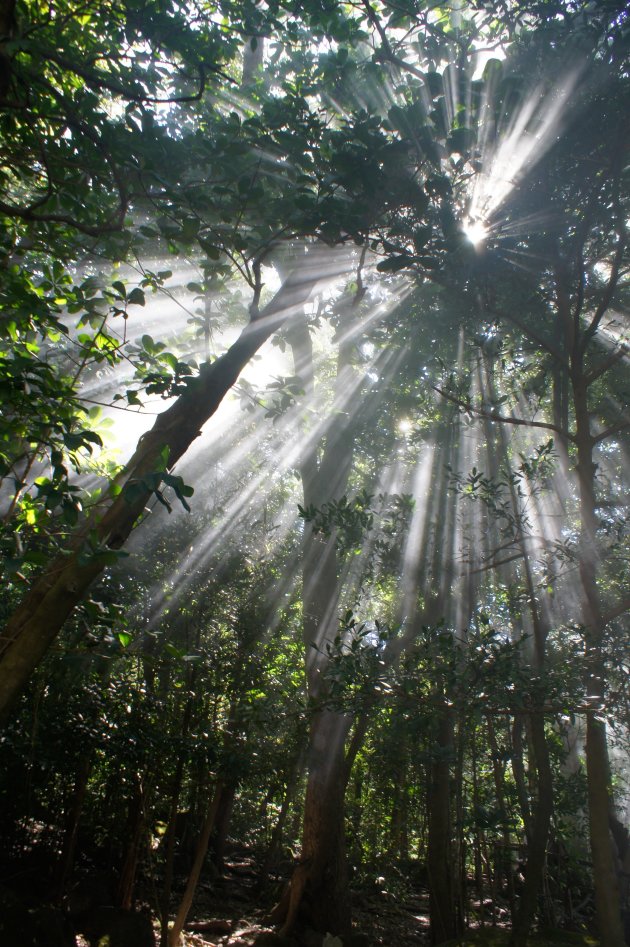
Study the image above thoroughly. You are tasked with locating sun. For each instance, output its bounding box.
[462,218,489,247]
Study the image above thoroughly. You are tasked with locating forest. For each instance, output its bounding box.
[0,1,629,945]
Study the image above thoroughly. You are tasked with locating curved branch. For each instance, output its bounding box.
[432,384,576,443]
[593,419,630,445]
[585,344,629,386]
[601,596,630,627]
[38,48,217,103]
[0,73,130,235]
[580,148,627,353]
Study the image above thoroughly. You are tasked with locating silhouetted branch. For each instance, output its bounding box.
[433,385,575,442]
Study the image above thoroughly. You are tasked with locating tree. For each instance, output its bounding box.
[432,27,630,940]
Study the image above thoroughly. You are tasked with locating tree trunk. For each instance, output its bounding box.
[56,752,92,897]
[573,360,626,947]
[482,381,555,947]
[210,781,237,871]
[259,752,305,888]
[117,772,147,910]
[423,409,465,945]
[160,676,198,947]
[168,782,223,947]
[510,713,554,947]
[271,302,362,936]
[427,706,461,944]
[511,716,533,846]
[160,782,184,947]
[0,266,324,720]
[270,710,352,937]
[586,713,626,947]
[388,742,409,862]
[471,732,484,921]
[487,717,515,918]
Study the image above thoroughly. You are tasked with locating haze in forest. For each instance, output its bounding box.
[0,2,629,947]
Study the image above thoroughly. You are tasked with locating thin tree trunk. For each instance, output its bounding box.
[0,0,16,101]
[573,355,626,947]
[56,752,92,897]
[454,716,468,929]
[160,777,185,947]
[511,716,533,847]
[584,691,626,946]
[427,706,460,944]
[271,306,360,937]
[478,363,555,947]
[487,716,515,918]
[160,675,198,947]
[259,752,305,888]
[471,732,484,921]
[210,781,237,871]
[425,407,465,945]
[388,742,409,862]
[510,713,553,946]
[168,782,223,947]
[117,773,147,910]
[270,710,352,937]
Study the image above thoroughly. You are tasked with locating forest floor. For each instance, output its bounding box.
[171,847,599,947]
[175,847,431,946]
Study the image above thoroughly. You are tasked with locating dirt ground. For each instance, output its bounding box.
[167,849,598,947]
[172,849,431,947]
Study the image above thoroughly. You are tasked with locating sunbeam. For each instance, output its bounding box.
[128,278,412,632]
[466,72,580,229]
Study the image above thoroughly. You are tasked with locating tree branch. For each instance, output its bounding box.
[584,343,629,386]
[0,73,130,235]
[432,385,575,442]
[38,49,231,103]
[593,419,630,445]
[469,552,525,574]
[580,154,627,353]
[602,597,630,626]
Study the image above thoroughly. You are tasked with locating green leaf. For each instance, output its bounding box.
[377,255,410,273]
[198,236,221,259]
[127,287,146,306]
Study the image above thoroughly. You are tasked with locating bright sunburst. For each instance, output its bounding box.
[462,218,489,247]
